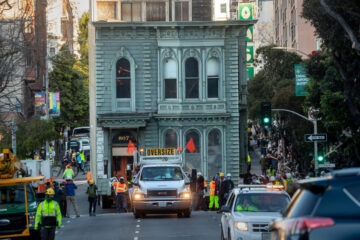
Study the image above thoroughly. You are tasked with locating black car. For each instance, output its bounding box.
[270,167,360,240]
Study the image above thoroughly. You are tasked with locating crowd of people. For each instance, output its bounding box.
[57,149,87,176]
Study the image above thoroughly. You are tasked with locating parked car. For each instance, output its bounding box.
[270,167,360,240]
[220,185,290,240]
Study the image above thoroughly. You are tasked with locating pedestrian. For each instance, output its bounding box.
[59,182,67,217]
[63,164,74,180]
[217,172,227,208]
[34,188,62,240]
[76,152,85,175]
[87,179,98,216]
[208,177,219,211]
[194,172,206,211]
[113,177,127,213]
[260,154,267,176]
[267,165,275,177]
[80,149,86,171]
[53,181,63,206]
[247,153,252,172]
[224,173,234,196]
[65,177,80,218]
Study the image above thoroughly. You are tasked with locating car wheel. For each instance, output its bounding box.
[221,226,225,240]
[177,212,183,218]
[133,209,142,219]
[183,209,191,218]
[228,229,231,240]
[100,196,109,209]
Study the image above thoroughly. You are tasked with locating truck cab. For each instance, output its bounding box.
[131,148,192,218]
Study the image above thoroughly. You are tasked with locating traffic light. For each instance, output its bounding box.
[260,102,272,126]
[317,155,324,162]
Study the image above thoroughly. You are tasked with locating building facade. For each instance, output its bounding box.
[89,0,255,182]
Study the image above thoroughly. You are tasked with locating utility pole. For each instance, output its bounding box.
[272,109,319,176]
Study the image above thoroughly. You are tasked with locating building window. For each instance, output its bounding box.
[164,129,178,148]
[121,3,141,22]
[185,129,201,172]
[50,47,56,56]
[175,1,189,21]
[164,59,177,99]
[220,3,226,13]
[146,2,166,21]
[25,48,32,67]
[208,129,222,179]
[97,1,117,21]
[116,58,131,98]
[185,58,199,99]
[207,58,220,98]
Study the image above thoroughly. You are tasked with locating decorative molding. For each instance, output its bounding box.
[183,48,201,59]
[162,48,177,59]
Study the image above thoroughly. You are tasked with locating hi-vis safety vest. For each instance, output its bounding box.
[35,200,62,229]
[87,172,91,181]
[248,154,251,163]
[113,182,127,193]
[209,181,215,196]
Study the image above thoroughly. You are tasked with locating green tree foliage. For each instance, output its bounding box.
[16,117,59,159]
[78,12,89,65]
[49,45,89,129]
[302,0,360,127]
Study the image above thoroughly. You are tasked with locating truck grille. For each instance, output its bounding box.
[252,223,269,232]
[147,190,177,197]
[0,213,27,235]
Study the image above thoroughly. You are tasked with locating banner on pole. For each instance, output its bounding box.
[49,92,60,117]
[34,92,46,118]
[295,64,309,96]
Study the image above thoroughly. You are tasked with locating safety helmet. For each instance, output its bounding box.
[89,179,94,184]
[270,176,276,181]
[197,172,202,176]
[227,173,231,177]
[72,153,75,156]
[120,177,124,179]
[220,172,225,177]
[45,188,55,195]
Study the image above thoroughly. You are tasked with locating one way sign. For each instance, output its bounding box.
[304,134,327,142]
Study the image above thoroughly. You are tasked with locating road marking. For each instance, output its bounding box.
[136,225,140,228]
[134,237,138,240]
[137,220,141,223]
[135,231,139,234]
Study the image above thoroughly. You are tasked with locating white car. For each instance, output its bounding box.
[220,185,290,240]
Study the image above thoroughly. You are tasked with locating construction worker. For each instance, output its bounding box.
[247,153,251,172]
[65,177,80,218]
[87,179,97,216]
[208,177,219,210]
[236,197,258,212]
[267,165,276,177]
[76,152,85,175]
[113,177,127,213]
[63,164,74,180]
[87,171,92,183]
[218,172,227,208]
[225,173,234,196]
[35,188,62,240]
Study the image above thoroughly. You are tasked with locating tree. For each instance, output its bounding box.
[78,12,89,65]
[302,0,360,128]
[49,45,89,129]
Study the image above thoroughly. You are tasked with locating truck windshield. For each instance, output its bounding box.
[0,185,35,204]
[234,193,289,212]
[140,167,183,181]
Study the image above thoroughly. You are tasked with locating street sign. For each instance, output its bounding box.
[319,163,335,168]
[304,134,327,142]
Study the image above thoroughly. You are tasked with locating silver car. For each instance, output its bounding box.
[220,185,290,240]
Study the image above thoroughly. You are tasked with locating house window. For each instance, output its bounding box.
[220,3,226,13]
[175,1,189,21]
[208,129,222,178]
[50,47,56,56]
[164,129,178,148]
[97,1,117,21]
[116,58,131,98]
[207,58,220,98]
[164,59,177,99]
[185,129,201,172]
[121,3,141,22]
[185,58,199,99]
[146,2,166,21]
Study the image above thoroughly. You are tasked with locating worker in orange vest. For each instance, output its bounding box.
[87,172,91,183]
[112,177,127,213]
[208,177,219,210]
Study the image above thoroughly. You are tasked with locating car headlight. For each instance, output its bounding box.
[134,193,145,200]
[234,222,248,231]
[180,192,191,199]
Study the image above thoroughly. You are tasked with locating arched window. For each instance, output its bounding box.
[185,58,199,99]
[208,129,222,179]
[164,129,178,148]
[116,58,131,98]
[164,59,177,99]
[185,129,201,172]
[207,58,220,98]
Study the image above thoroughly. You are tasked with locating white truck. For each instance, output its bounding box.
[131,148,192,218]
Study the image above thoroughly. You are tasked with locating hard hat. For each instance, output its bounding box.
[45,188,55,195]
[270,176,275,181]
[197,172,202,176]
[72,153,75,156]
[220,172,225,177]
[120,177,124,179]
[227,173,231,177]
[286,173,292,179]
[89,179,94,184]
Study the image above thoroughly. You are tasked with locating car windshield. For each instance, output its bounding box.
[0,184,35,204]
[234,193,290,213]
[140,167,183,181]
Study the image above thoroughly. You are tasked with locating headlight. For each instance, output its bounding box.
[180,192,191,199]
[234,222,248,231]
[134,193,145,200]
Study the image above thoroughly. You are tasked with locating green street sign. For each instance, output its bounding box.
[295,64,309,96]
[246,26,253,42]
[246,46,254,64]
[247,66,254,81]
[239,3,253,20]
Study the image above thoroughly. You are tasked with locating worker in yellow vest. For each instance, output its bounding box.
[112,177,127,213]
[208,177,219,210]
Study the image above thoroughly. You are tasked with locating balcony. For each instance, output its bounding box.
[157,101,227,114]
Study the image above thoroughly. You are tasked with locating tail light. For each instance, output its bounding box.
[290,218,335,235]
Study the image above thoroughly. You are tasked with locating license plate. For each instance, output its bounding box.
[159,202,167,207]
[262,233,271,240]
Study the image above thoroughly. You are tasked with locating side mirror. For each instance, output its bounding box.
[220,205,230,213]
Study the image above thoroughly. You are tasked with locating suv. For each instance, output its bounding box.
[270,168,360,240]
[220,185,290,240]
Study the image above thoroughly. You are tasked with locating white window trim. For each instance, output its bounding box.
[205,48,223,100]
[182,49,202,101]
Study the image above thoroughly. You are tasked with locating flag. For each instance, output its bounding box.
[127,140,136,155]
[186,138,195,153]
